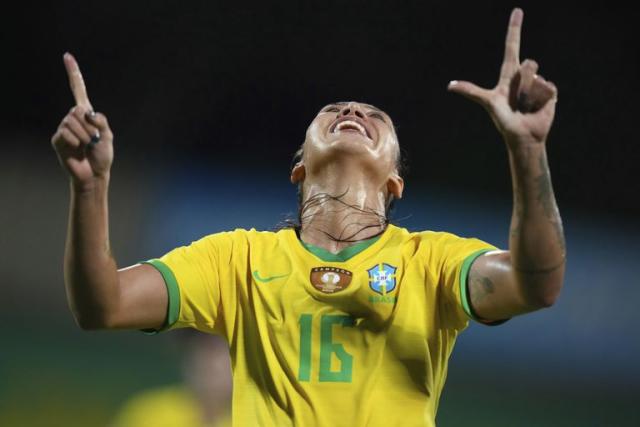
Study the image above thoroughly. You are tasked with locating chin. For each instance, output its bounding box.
[326,134,374,155]
[322,142,383,177]
[331,139,370,154]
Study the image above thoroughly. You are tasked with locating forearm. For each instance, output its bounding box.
[508,141,565,306]
[64,175,120,328]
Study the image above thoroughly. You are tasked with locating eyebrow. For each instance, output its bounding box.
[325,102,386,115]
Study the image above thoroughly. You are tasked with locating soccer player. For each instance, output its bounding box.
[51,8,565,427]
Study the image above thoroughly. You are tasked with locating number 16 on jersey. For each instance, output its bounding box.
[298,314,356,383]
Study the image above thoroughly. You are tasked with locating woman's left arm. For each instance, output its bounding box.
[448,8,566,320]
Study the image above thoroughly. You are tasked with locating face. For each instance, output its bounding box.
[300,101,400,178]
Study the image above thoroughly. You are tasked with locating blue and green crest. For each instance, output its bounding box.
[367,263,397,295]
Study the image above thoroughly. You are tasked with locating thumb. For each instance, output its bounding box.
[540,94,558,121]
[447,80,492,108]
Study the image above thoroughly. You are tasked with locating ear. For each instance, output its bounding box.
[290,162,306,184]
[386,174,404,200]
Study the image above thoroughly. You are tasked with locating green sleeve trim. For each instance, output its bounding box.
[140,259,181,334]
[459,249,495,322]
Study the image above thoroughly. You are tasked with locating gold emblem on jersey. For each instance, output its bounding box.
[310,267,353,293]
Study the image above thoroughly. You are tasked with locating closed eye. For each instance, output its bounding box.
[367,111,386,122]
[322,106,340,113]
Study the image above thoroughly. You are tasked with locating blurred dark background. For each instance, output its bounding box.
[1,1,639,426]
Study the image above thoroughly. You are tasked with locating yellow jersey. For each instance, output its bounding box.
[144,224,496,427]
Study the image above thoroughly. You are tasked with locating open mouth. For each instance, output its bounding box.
[330,118,372,140]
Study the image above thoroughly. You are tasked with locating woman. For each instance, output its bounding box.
[51,8,565,427]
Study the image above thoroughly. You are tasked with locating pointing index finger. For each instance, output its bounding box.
[63,52,93,109]
[500,8,524,80]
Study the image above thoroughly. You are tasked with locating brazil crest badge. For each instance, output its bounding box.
[367,263,397,295]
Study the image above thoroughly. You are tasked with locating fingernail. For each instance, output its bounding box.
[512,8,524,25]
[90,132,101,144]
[449,80,458,86]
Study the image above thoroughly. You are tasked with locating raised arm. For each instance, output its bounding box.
[51,53,167,330]
[448,9,565,320]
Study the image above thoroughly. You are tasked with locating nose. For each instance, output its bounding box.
[339,103,365,119]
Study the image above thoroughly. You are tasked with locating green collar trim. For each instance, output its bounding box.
[301,234,381,262]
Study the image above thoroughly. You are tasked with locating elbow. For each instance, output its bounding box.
[530,288,560,309]
[71,306,118,331]
[66,281,123,330]
[73,313,106,331]
[527,282,563,310]
[520,270,565,310]
[75,317,106,331]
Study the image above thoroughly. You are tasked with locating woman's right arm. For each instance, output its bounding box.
[52,53,167,330]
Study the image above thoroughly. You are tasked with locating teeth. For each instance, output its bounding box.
[335,120,367,137]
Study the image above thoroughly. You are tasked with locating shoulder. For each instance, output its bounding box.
[387,225,495,260]
[195,227,292,250]
[387,224,464,247]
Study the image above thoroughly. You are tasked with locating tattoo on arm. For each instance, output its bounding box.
[552,218,566,254]
[510,145,531,239]
[534,153,555,218]
[511,149,566,255]
[534,153,566,254]
[510,180,523,239]
[470,269,495,308]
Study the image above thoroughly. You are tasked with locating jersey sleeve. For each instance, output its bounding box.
[425,231,500,329]
[142,230,247,335]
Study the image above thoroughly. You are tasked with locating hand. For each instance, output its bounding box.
[51,53,114,191]
[448,8,558,146]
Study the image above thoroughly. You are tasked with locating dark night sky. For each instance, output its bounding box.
[3,1,639,221]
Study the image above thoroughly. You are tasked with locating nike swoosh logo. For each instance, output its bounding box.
[252,270,290,283]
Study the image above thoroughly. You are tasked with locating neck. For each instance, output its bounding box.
[298,163,389,254]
